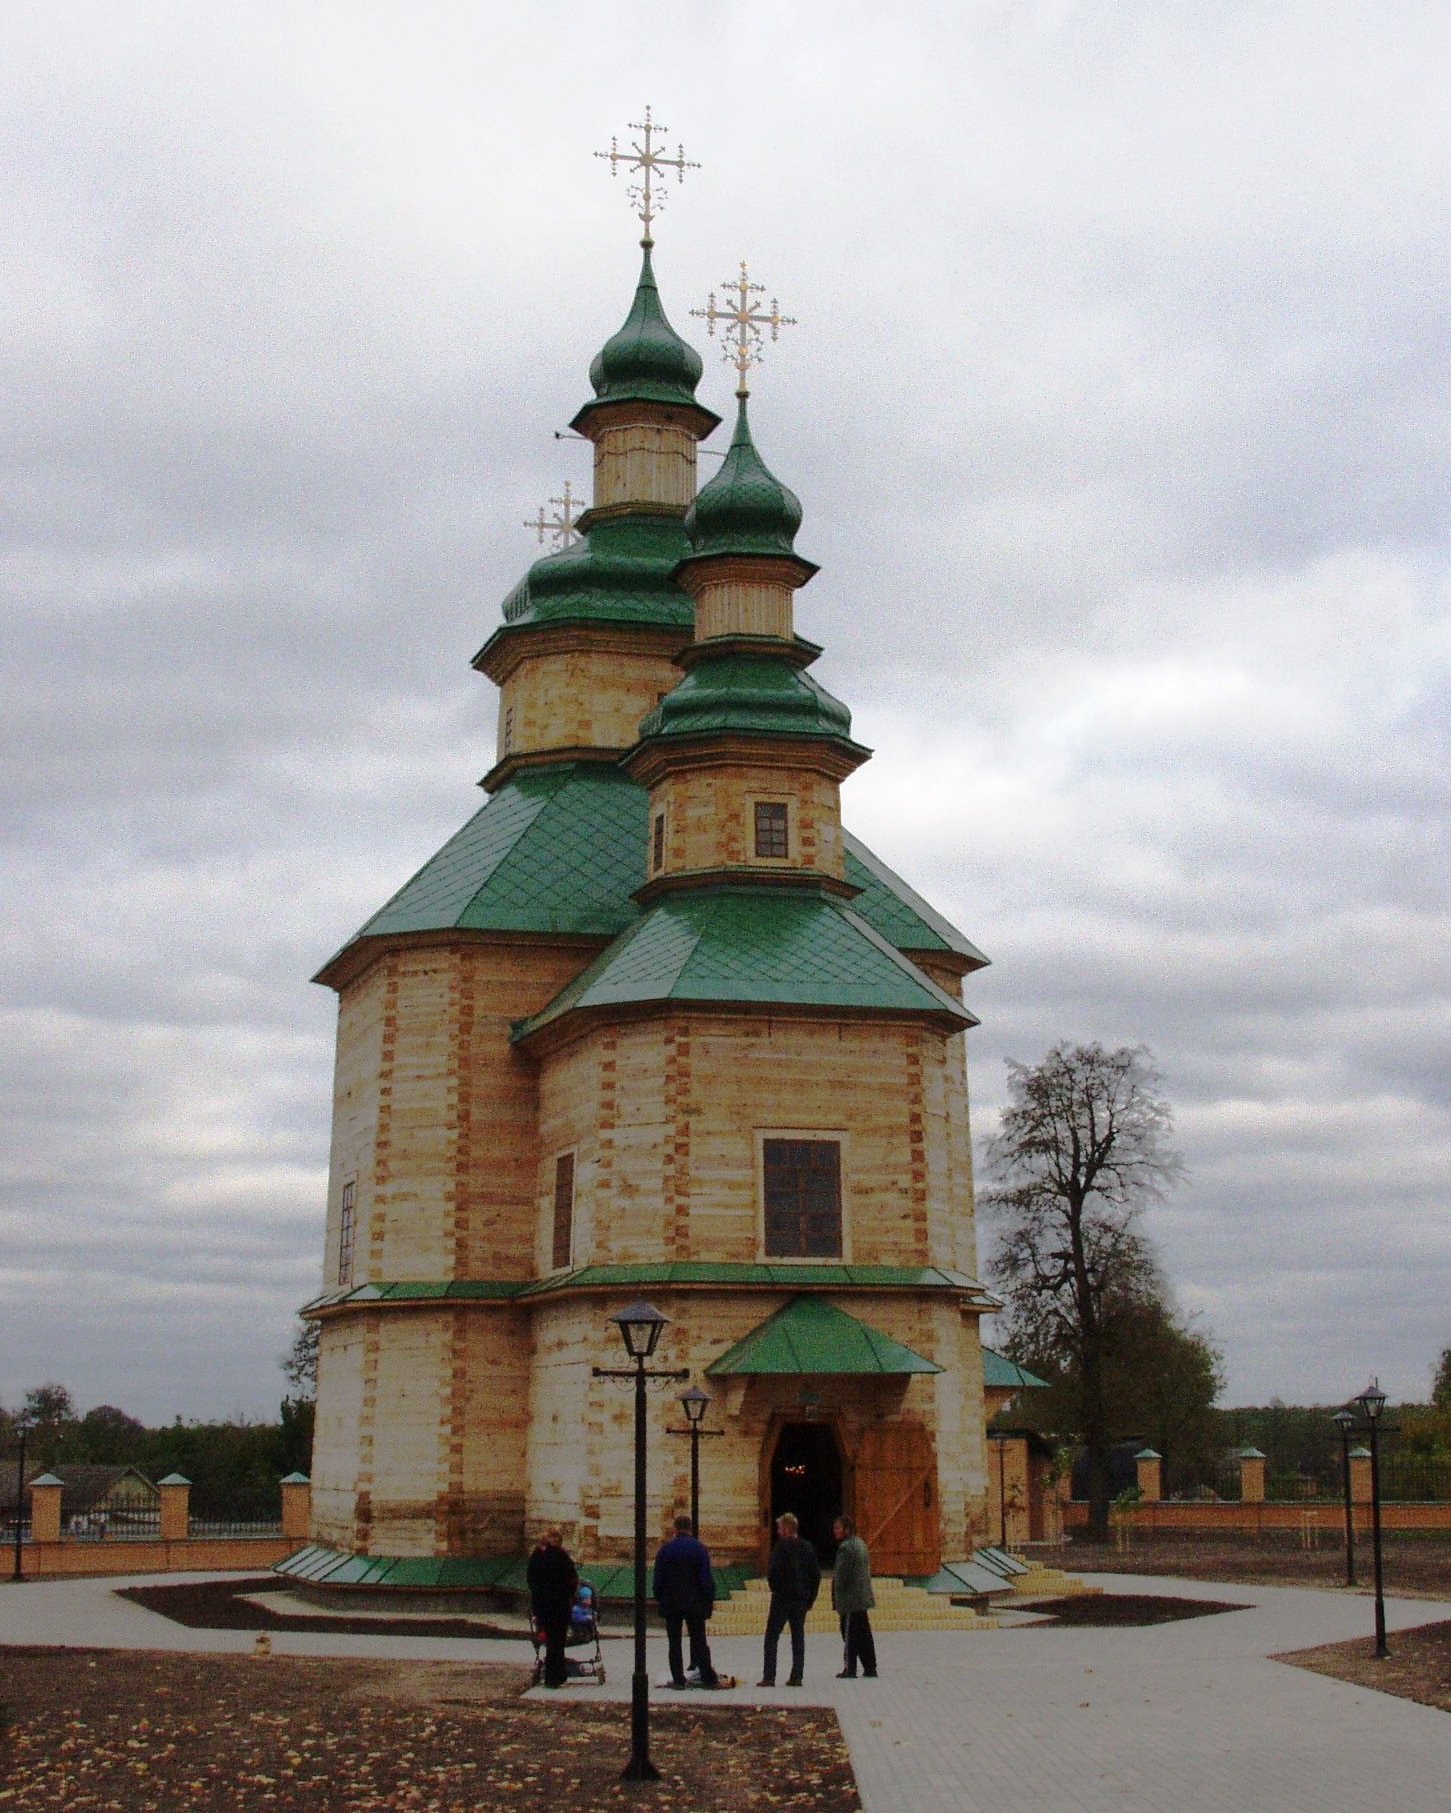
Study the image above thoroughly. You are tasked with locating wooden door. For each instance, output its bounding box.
[854,1422,941,1576]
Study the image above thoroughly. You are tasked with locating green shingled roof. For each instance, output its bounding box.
[511,887,976,1042]
[637,652,862,747]
[317,768,986,983]
[682,397,809,563]
[322,766,644,964]
[574,244,713,421]
[842,834,988,968]
[481,515,696,641]
[301,1263,993,1317]
[706,1295,942,1377]
[981,1348,1048,1390]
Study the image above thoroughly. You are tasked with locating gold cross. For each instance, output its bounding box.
[594,106,698,246]
[524,479,584,550]
[691,262,797,397]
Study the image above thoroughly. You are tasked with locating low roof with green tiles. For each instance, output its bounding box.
[981,1349,1049,1391]
[706,1294,942,1377]
[315,765,986,983]
[842,833,988,969]
[315,765,644,975]
[511,885,977,1042]
[301,1262,995,1317]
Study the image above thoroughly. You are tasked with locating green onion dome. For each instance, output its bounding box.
[683,398,805,560]
[580,244,706,412]
[637,652,857,744]
[492,515,694,634]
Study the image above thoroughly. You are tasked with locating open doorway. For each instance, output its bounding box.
[769,1422,843,1564]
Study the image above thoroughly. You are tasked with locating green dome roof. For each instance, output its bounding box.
[475,515,695,665]
[683,398,805,560]
[638,652,858,745]
[582,244,706,412]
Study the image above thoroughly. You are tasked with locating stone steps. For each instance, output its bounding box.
[708,1575,995,1635]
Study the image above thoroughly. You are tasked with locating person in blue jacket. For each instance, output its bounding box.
[652,1513,722,1689]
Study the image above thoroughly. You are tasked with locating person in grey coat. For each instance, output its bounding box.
[831,1514,877,1678]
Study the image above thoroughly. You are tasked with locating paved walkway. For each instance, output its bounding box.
[2,1569,1448,1810]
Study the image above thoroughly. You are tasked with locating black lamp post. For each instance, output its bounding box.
[667,1386,722,1538]
[10,1418,29,1583]
[592,1301,688,1783]
[1331,1408,1357,1588]
[1356,1380,1389,1659]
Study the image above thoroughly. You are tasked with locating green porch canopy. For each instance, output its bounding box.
[705,1295,942,1378]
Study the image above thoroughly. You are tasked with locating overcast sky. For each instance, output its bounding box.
[3,2,1447,1423]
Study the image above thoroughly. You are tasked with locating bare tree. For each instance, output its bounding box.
[984,1042,1185,1540]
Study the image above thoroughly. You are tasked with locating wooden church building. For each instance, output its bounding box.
[299,199,1000,1583]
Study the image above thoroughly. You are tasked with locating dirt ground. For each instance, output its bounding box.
[1064,1531,1451,1599]
[1021,1593,1249,1626]
[0,1647,860,1811]
[1275,1619,1451,1716]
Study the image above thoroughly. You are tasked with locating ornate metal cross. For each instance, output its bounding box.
[594,106,698,245]
[524,479,584,550]
[692,262,797,397]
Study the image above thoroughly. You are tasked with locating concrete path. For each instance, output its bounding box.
[3,1569,1448,1810]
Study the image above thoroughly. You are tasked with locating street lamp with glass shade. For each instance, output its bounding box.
[609,1300,669,1361]
[1331,1408,1357,1587]
[1355,1379,1389,1659]
[594,1299,687,1781]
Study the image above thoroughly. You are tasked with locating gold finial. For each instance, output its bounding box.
[524,479,584,550]
[691,262,797,398]
[594,106,698,246]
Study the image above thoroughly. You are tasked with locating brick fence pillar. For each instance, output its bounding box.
[280,1472,312,1541]
[157,1474,192,1542]
[1349,1447,1372,1505]
[1237,1447,1267,1504]
[28,1473,63,1544]
[1135,1449,1163,1503]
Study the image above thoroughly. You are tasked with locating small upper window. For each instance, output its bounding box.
[763,1138,842,1258]
[552,1152,575,1270]
[652,812,666,874]
[503,707,514,753]
[338,1179,357,1288]
[754,801,789,859]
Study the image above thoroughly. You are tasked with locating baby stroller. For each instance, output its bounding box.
[530,1578,606,1685]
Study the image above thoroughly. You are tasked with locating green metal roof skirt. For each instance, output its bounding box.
[981,1348,1049,1390]
[706,1294,943,1378]
[301,1263,993,1316]
[512,886,976,1042]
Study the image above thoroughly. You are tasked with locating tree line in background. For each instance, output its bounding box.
[984,1041,1451,1534]
[1,1332,316,1520]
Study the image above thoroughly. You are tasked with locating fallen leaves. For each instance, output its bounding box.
[0,1648,861,1810]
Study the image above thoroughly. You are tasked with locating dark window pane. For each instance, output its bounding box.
[552,1153,575,1270]
[754,801,789,859]
[763,1138,841,1258]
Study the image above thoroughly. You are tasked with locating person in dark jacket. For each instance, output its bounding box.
[758,1511,821,1686]
[527,1527,579,1688]
[652,1513,721,1688]
[831,1514,877,1678]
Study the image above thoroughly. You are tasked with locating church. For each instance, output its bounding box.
[297,125,1001,1586]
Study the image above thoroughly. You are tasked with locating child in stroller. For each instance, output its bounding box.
[531,1579,605,1685]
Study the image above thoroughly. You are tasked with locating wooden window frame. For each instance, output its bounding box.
[759,1133,846,1261]
[338,1179,356,1289]
[551,1151,576,1272]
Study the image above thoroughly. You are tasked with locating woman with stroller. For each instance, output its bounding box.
[527,1527,579,1688]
